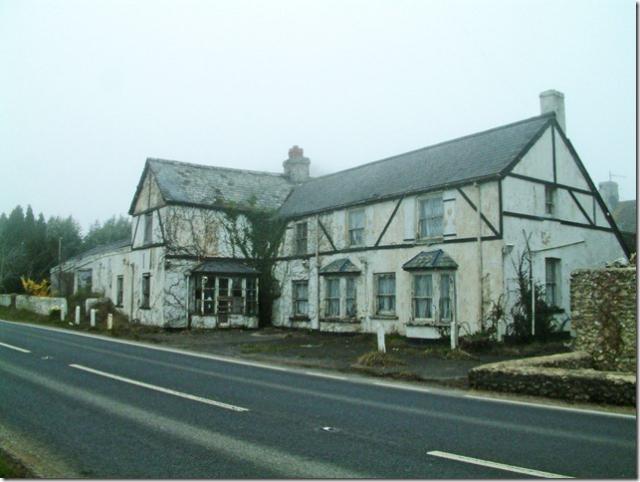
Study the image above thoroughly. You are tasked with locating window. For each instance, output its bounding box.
[77,269,92,293]
[116,275,124,307]
[325,278,340,317]
[144,212,153,244]
[141,273,151,308]
[292,280,309,316]
[346,277,357,317]
[231,277,244,314]
[418,194,444,238]
[413,274,433,319]
[545,258,561,307]
[245,278,258,315]
[295,222,308,255]
[439,273,454,321]
[376,273,396,315]
[545,186,556,215]
[348,209,365,246]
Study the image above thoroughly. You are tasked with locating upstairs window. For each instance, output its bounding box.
[295,222,308,255]
[375,273,396,316]
[545,258,561,307]
[545,186,556,215]
[144,212,153,244]
[418,194,444,238]
[292,280,309,316]
[348,209,365,246]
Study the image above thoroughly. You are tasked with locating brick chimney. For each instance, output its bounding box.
[283,145,310,183]
[540,90,566,133]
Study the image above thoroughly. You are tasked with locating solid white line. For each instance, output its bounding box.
[69,364,249,412]
[304,371,348,381]
[373,380,433,393]
[427,450,572,478]
[0,341,31,353]
[465,394,636,420]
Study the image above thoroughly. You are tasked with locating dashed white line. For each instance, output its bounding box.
[69,364,249,412]
[427,450,572,478]
[0,341,31,353]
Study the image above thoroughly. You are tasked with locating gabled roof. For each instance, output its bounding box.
[402,249,458,271]
[612,200,636,234]
[278,114,554,218]
[319,258,361,275]
[129,158,294,214]
[66,238,131,263]
[192,259,259,275]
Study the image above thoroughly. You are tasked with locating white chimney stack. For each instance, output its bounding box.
[540,89,566,133]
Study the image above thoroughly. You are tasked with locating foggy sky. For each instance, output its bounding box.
[0,0,635,233]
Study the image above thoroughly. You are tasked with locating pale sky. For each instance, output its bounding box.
[0,0,635,232]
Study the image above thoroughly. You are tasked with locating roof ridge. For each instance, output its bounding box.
[147,157,287,179]
[299,113,554,184]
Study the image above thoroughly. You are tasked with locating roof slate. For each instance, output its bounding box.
[67,238,131,263]
[192,259,259,275]
[319,258,361,275]
[278,114,553,218]
[147,158,294,212]
[402,249,458,271]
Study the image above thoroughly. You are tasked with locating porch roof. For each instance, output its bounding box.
[402,249,458,271]
[319,258,361,275]
[192,259,259,275]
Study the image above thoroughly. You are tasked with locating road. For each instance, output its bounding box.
[0,319,636,478]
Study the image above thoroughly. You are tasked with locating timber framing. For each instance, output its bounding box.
[456,187,500,237]
[375,196,403,247]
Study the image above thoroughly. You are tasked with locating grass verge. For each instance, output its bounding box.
[0,448,32,478]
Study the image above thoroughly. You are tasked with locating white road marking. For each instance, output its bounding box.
[304,371,347,381]
[0,341,30,353]
[373,380,433,393]
[465,394,636,420]
[69,364,249,412]
[427,450,572,478]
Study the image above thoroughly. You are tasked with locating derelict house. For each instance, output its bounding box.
[53,91,628,338]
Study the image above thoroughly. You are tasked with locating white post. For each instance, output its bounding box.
[531,282,536,337]
[60,305,65,322]
[107,313,113,330]
[90,308,96,328]
[377,324,386,353]
[75,305,80,325]
[450,322,458,350]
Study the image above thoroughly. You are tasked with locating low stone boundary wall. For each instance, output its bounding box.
[468,352,636,406]
[15,295,68,317]
[0,294,14,307]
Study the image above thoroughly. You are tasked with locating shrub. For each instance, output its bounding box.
[20,277,50,297]
[357,351,406,367]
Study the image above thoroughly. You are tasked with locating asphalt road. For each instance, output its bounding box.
[0,319,636,478]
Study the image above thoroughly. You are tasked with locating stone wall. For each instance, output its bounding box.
[15,295,67,317]
[469,352,636,406]
[571,267,636,372]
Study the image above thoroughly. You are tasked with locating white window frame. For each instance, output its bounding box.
[375,273,396,316]
[347,208,365,247]
[417,193,444,239]
[545,258,561,307]
[324,277,341,318]
[411,271,455,324]
[295,222,308,255]
[292,280,309,316]
[545,186,556,216]
[144,212,153,244]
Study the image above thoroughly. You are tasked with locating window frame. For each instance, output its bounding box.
[347,208,365,247]
[345,277,357,318]
[545,257,561,307]
[116,275,124,307]
[545,186,556,216]
[324,277,341,318]
[412,273,434,320]
[375,273,396,316]
[295,222,308,255]
[411,271,456,324]
[141,273,151,309]
[417,192,444,239]
[144,212,153,245]
[292,280,309,317]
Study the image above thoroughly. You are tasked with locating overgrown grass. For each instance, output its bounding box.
[0,449,31,478]
[357,351,406,367]
[239,342,294,354]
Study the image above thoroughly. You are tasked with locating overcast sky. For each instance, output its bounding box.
[0,0,635,232]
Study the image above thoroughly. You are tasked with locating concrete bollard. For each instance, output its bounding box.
[90,309,96,328]
[60,306,65,322]
[377,325,386,353]
[107,313,113,330]
[75,306,80,325]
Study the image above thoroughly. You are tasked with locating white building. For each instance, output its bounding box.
[54,91,628,338]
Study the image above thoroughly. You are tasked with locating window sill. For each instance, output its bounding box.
[320,318,361,324]
[406,320,451,327]
[115,304,123,309]
[415,236,444,245]
[139,306,150,310]
[289,315,310,322]
[372,314,398,320]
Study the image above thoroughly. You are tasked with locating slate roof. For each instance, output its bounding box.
[67,238,131,263]
[132,158,294,213]
[278,114,554,218]
[319,258,361,275]
[191,259,259,275]
[402,250,458,271]
[612,200,636,233]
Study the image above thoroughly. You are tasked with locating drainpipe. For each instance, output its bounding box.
[314,215,320,330]
[476,183,484,331]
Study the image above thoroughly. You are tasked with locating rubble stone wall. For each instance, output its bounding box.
[571,267,636,372]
